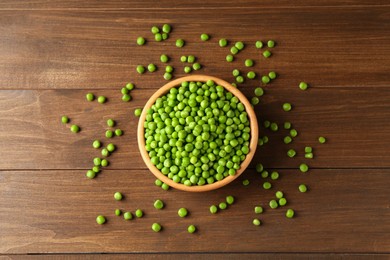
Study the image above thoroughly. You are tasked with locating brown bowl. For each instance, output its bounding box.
[137,75,258,192]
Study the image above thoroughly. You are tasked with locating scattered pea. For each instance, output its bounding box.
[97,96,106,104]
[101,159,108,167]
[244,59,254,67]
[136,65,145,74]
[270,122,278,132]
[255,41,263,49]
[255,163,264,172]
[230,46,239,55]
[267,40,275,48]
[226,54,234,62]
[290,129,298,137]
[318,136,327,143]
[219,38,227,47]
[105,130,113,138]
[137,37,145,45]
[251,97,259,105]
[107,119,115,127]
[263,182,272,189]
[235,41,244,50]
[152,223,161,232]
[86,93,94,101]
[86,170,96,179]
[192,63,201,70]
[148,64,157,72]
[271,171,279,180]
[269,200,278,209]
[61,116,69,124]
[70,125,80,133]
[115,129,123,136]
[115,209,121,216]
[114,192,123,201]
[161,183,170,191]
[124,211,133,220]
[154,199,164,210]
[96,215,106,225]
[134,108,142,117]
[268,71,277,79]
[284,136,292,144]
[154,33,162,42]
[254,87,264,97]
[92,166,100,173]
[176,39,185,48]
[135,209,143,218]
[184,66,192,73]
[93,157,101,166]
[283,103,292,111]
[299,82,308,90]
[178,208,188,217]
[263,50,271,58]
[107,143,115,152]
[210,205,218,214]
[160,54,169,63]
[275,191,284,199]
[151,26,159,34]
[299,163,309,173]
[284,122,292,129]
[261,75,270,84]
[261,170,269,178]
[254,206,263,214]
[219,202,227,210]
[247,71,256,79]
[162,24,171,33]
[305,153,314,159]
[226,195,235,205]
[187,225,196,233]
[287,149,296,158]
[279,198,287,206]
[163,72,172,80]
[286,209,295,218]
[299,184,308,193]
[200,33,210,41]
[253,218,261,226]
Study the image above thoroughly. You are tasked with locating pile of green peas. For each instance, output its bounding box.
[144,80,251,186]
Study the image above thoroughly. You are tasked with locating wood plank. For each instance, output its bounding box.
[0,169,389,253]
[0,0,388,10]
[4,253,390,259]
[0,7,388,90]
[1,87,390,170]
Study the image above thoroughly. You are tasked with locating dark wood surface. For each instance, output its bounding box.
[0,0,389,257]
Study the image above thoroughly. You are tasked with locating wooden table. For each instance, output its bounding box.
[1,1,389,258]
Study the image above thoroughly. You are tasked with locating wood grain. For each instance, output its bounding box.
[1,169,389,254]
[0,0,389,10]
[0,7,388,90]
[1,87,390,170]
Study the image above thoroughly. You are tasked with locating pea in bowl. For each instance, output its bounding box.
[137,75,258,192]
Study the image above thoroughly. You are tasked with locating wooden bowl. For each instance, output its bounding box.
[137,75,258,192]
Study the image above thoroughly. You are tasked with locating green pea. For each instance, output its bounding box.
[176,39,185,48]
[86,170,96,179]
[152,223,162,232]
[134,108,142,117]
[107,119,115,127]
[115,209,121,216]
[113,192,123,201]
[305,153,314,159]
[242,179,250,186]
[269,200,278,209]
[284,122,292,129]
[263,182,272,189]
[163,72,172,80]
[235,41,244,50]
[121,87,129,95]
[299,82,308,90]
[187,225,196,233]
[247,71,256,79]
[154,33,162,42]
[136,65,145,74]
[61,116,69,124]
[286,209,295,218]
[135,209,143,218]
[270,122,278,132]
[187,55,195,63]
[226,195,235,205]
[219,38,227,47]
[86,93,94,101]
[126,83,134,90]
[255,41,263,49]
[105,130,113,138]
[254,87,264,96]
[137,37,145,45]
[299,163,309,173]
[70,125,80,133]
[151,26,159,34]
[107,143,115,152]
[279,198,287,206]
[210,205,218,214]
[268,71,277,79]
[192,63,201,70]
[271,171,279,180]
[148,64,157,72]
[261,75,270,84]
[115,129,123,136]
[162,24,171,33]
[101,159,108,167]
[267,40,275,48]
[318,136,327,143]
[101,148,110,157]
[230,46,239,55]
[92,166,100,173]
[244,59,254,67]
[219,202,227,210]
[287,149,296,158]
[287,129,297,138]
[178,208,188,217]
[93,157,101,166]
[121,93,131,102]
[184,66,192,73]
[96,215,106,225]
[263,120,271,128]
[154,199,164,210]
[251,97,259,105]
[284,136,292,144]
[299,184,308,192]
[161,183,170,191]
[124,211,133,220]
[155,179,163,187]
[305,147,313,153]
[226,55,234,62]
[160,54,169,63]
[263,50,272,58]
[253,218,261,226]
[283,103,292,111]
[275,191,284,199]
[200,33,210,41]
[254,206,263,214]
[97,96,106,104]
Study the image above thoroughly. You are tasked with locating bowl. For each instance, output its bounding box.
[137,75,258,192]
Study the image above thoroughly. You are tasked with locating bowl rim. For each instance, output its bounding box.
[137,75,258,192]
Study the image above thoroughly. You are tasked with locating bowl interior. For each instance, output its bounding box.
[137,75,258,192]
